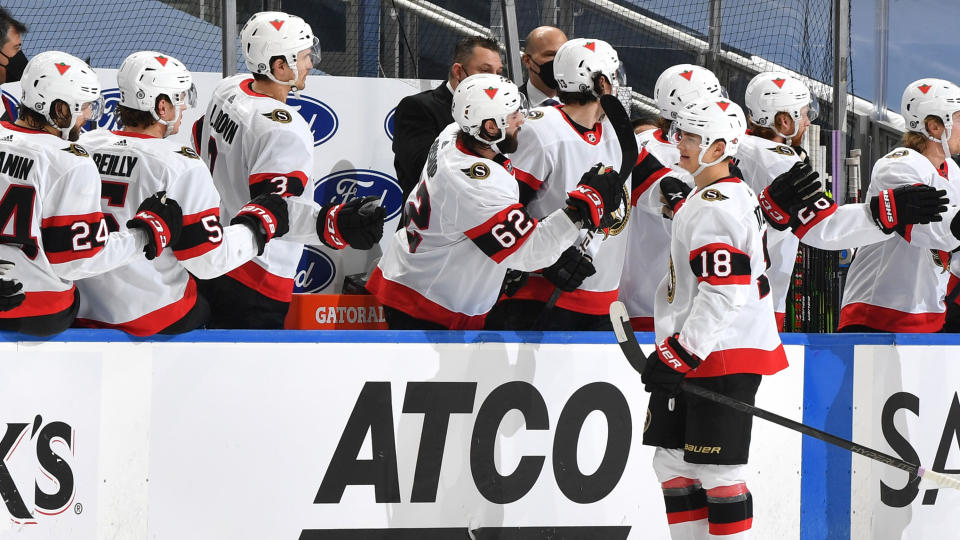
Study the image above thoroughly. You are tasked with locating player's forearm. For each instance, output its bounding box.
[901,206,960,250]
[797,204,890,249]
[499,208,580,271]
[179,224,259,279]
[283,196,325,245]
[54,229,148,280]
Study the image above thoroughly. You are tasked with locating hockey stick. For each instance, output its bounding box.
[608,300,960,491]
[534,94,638,328]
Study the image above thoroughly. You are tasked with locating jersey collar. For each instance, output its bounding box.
[112,130,157,139]
[1,121,53,136]
[557,108,603,145]
[653,128,670,144]
[455,136,513,173]
[240,78,272,98]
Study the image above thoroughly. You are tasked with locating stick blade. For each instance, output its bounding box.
[920,468,960,491]
[609,301,647,374]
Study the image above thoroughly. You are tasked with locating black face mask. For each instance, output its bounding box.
[530,58,558,90]
[1,50,27,83]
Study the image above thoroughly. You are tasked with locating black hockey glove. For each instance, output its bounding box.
[0,259,24,312]
[792,145,811,165]
[542,246,596,292]
[126,192,183,260]
[659,175,692,219]
[318,196,387,250]
[500,269,529,297]
[758,162,821,230]
[565,163,623,228]
[870,184,948,235]
[641,333,701,396]
[231,193,290,256]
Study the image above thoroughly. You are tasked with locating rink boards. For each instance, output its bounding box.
[1,331,957,539]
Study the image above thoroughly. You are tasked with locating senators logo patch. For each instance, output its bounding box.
[887,149,910,159]
[61,144,89,157]
[527,110,544,120]
[262,109,293,123]
[462,162,490,180]
[767,145,795,156]
[700,188,729,202]
[605,184,631,236]
[176,146,200,159]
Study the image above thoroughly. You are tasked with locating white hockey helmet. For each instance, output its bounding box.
[117,51,197,137]
[668,97,746,176]
[552,38,625,99]
[452,73,528,147]
[901,78,960,158]
[20,51,104,140]
[240,11,321,88]
[744,71,818,139]
[654,64,724,121]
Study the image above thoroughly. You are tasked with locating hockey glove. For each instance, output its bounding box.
[0,259,24,312]
[500,269,529,297]
[231,193,290,256]
[759,162,821,230]
[126,192,183,260]
[641,333,701,396]
[542,246,596,292]
[870,184,948,235]
[566,163,623,228]
[318,196,386,250]
[659,175,692,219]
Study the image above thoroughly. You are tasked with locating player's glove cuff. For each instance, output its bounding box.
[231,194,289,255]
[319,202,348,250]
[656,333,701,374]
[870,188,900,234]
[566,185,605,228]
[758,186,792,230]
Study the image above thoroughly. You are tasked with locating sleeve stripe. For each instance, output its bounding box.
[173,241,218,261]
[697,275,753,285]
[793,200,838,239]
[40,212,104,229]
[688,242,752,286]
[465,203,538,263]
[173,208,222,260]
[688,242,749,260]
[514,168,543,191]
[182,208,220,226]
[248,171,307,198]
[47,245,104,264]
[248,171,308,186]
[631,167,669,206]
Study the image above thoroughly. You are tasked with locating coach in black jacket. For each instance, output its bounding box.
[392,36,503,199]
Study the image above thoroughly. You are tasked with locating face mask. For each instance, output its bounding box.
[1,50,26,83]
[531,59,558,89]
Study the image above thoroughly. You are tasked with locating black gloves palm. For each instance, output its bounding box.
[566,163,623,228]
[542,246,596,292]
[870,184,948,235]
[319,196,386,250]
[231,193,290,255]
[126,192,183,260]
[759,162,821,229]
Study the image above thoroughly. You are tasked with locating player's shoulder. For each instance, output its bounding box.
[688,178,756,213]
[523,105,564,129]
[740,133,798,162]
[873,147,931,178]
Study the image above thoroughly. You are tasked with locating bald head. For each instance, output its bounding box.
[522,26,567,96]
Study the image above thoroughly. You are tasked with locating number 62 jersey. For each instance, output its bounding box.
[367,123,581,329]
[656,176,787,378]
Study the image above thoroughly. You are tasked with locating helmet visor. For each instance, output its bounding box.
[805,97,820,122]
[172,84,198,108]
[666,122,682,145]
[304,37,322,71]
[84,95,105,123]
[614,64,627,88]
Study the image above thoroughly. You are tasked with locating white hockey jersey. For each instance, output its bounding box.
[840,148,960,332]
[367,123,580,329]
[0,122,146,323]
[75,129,260,335]
[194,74,316,302]
[619,128,693,329]
[504,104,629,314]
[656,177,787,378]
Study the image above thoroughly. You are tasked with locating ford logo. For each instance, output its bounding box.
[315,169,403,221]
[2,89,18,121]
[384,107,396,140]
[83,87,122,132]
[288,94,338,146]
[294,246,336,293]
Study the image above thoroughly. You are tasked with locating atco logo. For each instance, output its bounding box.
[295,246,336,293]
[287,94,338,146]
[384,107,396,140]
[315,169,403,221]
[84,87,122,132]
[1,416,77,524]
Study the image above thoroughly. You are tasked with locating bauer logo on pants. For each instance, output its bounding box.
[315,169,404,221]
[288,94,339,146]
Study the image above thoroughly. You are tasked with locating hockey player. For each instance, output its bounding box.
[488,37,630,330]
[838,79,960,332]
[0,51,180,336]
[76,51,292,336]
[194,11,385,328]
[640,97,783,539]
[620,64,722,331]
[366,74,625,330]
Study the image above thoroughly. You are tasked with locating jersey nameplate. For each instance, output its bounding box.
[262,109,293,123]
[461,162,490,180]
[700,188,729,202]
[61,144,89,158]
[767,145,795,156]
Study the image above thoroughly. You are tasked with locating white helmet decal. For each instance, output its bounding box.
[20,51,103,140]
[654,64,724,121]
[744,71,818,139]
[452,73,527,148]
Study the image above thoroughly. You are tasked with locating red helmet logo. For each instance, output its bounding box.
[483,87,499,99]
[155,55,169,67]
[772,78,786,89]
[270,19,284,30]
[716,101,730,111]
[55,62,70,75]
[918,84,932,94]
[680,70,693,81]
[584,41,596,52]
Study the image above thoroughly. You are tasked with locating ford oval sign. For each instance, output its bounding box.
[84,87,122,132]
[315,169,404,221]
[288,94,338,146]
[384,107,396,140]
[2,89,18,121]
[294,246,336,293]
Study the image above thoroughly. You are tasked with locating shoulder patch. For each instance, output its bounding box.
[461,162,491,180]
[887,149,910,159]
[262,109,293,123]
[700,188,729,202]
[767,145,795,156]
[527,110,545,120]
[61,144,89,158]
[176,146,200,159]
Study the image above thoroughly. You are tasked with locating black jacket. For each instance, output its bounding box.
[392,83,454,198]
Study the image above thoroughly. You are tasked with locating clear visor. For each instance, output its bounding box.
[304,37,322,71]
[614,64,627,87]
[719,86,730,99]
[805,97,820,122]
[83,95,105,122]
[171,84,198,108]
[666,122,682,144]
[515,92,530,118]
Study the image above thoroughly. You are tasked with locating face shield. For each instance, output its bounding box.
[805,97,820,122]
[171,84,198,109]
[304,37,322,72]
[84,95,105,123]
